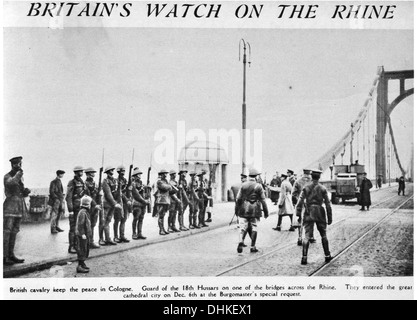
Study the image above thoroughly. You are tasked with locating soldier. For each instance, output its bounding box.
[131,168,149,240]
[177,169,190,231]
[288,169,296,186]
[187,171,200,229]
[292,169,315,246]
[398,176,406,196]
[113,165,131,243]
[269,174,281,205]
[235,168,269,253]
[273,173,295,232]
[359,172,373,211]
[66,166,87,254]
[296,170,333,265]
[84,167,101,249]
[3,156,30,265]
[154,169,172,235]
[49,170,65,234]
[168,170,181,233]
[101,166,122,245]
[197,171,210,228]
[75,195,93,273]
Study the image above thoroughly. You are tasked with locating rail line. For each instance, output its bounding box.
[214,193,413,277]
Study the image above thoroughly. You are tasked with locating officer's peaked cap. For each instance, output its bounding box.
[104,166,115,173]
[9,156,23,164]
[179,169,188,173]
[84,167,96,173]
[303,168,312,174]
[117,165,126,172]
[311,169,322,175]
[159,169,169,174]
[56,170,65,175]
[197,170,206,176]
[287,169,294,174]
[188,171,196,176]
[249,168,260,176]
[73,166,84,172]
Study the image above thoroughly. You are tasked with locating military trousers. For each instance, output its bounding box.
[50,199,65,231]
[156,204,169,232]
[102,205,119,242]
[198,200,207,226]
[89,205,101,243]
[168,200,182,228]
[3,216,22,259]
[68,207,81,248]
[188,201,198,226]
[132,206,146,236]
[179,201,189,228]
[113,202,127,239]
[76,236,89,262]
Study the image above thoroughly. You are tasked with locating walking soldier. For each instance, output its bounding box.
[49,170,65,234]
[178,169,190,231]
[168,170,181,233]
[131,168,149,240]
[154,169,172,235]
[296,170,333,265]
[235,168,269,253]
[3,156,30,265]
[101,166,122,246]
[66,166,87,254]
[188,171,200,229]
[84,167,101,249]
[197,171,210,228]
[113,165,131,243]
[273,173,296,232]
[75,195,93,273]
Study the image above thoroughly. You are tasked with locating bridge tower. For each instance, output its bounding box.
[375,67,414,183]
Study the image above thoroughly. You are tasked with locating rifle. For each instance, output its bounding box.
[128,149,134,189]
[208,164,213,208]
[146,154,152,214]
[96,148,104,204]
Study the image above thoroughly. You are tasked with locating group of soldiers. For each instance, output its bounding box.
[235,168,333,265]
[3,156,214,272]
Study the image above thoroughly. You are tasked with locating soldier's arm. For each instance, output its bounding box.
[278,184,286,206]
[296,189,306,217]
[157,180,172,192]
[235,188,243,215]
[132,185,148,205]
[291,181,300,204]
[66,181,74,212]
[323,188,332,224]
[181,186,190,204]
[257,186,269,216]
[103,180,117,207]
[4,171,23,186]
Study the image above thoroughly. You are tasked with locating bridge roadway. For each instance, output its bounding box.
[16,184,413,278]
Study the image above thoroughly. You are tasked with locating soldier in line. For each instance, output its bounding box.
[188,171,200,229]
[296,170,333,265]
[235,168,269,253]
[101,166,122,246]
[3,156,30,265]
[197,171,210,228]
[84,167,101,249]
[66,166,87,254]
[131,168,149,240]
[49,170,65,234]
[205,169,213,223]
[168,170,182,233]
[113,165,130,243]
[177,169,190,231]
[273,173,295,232]
[288,169,296,186]
[154,169,172,235]
[75,195,93,273]
[291,169,315,246]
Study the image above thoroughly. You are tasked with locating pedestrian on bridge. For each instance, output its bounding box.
[359,172,373,211]
[296,170,333,265]
[398,176,406,196]
[273,173,295,232]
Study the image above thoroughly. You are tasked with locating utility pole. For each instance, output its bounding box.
[239,39,251,174]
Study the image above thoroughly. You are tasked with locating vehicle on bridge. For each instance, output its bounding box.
[330,162,366,204]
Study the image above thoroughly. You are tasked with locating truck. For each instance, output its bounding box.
[330,162,366,204]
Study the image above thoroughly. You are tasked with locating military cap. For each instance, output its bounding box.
[197,170,206,176]
[240,173,248,177]
[117,165,126,172]
[287,169,294,175]
[249,168,260,176]
[169,169,177,175]
[84,167,96,173]
[73,166,84,172]
[104,166,115,173]
[179,169,188,174]
[303,169,312,174]
[159,169,169,174]
[189,171,196,176]
[132,168,143,176]
[281,173,288,178]
[9,156,23,164]
[81,195,92,208]
[56,170,65,175]
[311,169,322,175]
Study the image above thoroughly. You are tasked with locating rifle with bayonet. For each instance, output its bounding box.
[145,154,152,214]
[127,148,135,212]
[96,148,104,204]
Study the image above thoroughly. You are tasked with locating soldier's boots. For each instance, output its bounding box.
[77,263,89,273]
[250,247,259,253]
[237,242,244,253]
[297,238,303,246]
[272,226,281,231]
[309,238,317,244]
[8,235,24,264]
[301,238,310,265]
[51,229,59,234]
[322,238,332,263]
[289,226,296,232]
[68,233,77,253]
[3,235,14,265]
[90,242,100,249]
[301,256,308,265]
[158,220,169,235]
[56,227,64,232]
[205,212,212,223]
[250,231,258,253]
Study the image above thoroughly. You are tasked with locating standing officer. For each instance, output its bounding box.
[49,170,65,234]
[177,169,190,231]
[197,171,210,228]
[131,168,149,240]
[66,166,87,254]
[113,165,130,243]
[168,170,181,233]
[235,168,269,253]
[296,170,333,265]
[292,169,315,246]
[188,171,200,229]
[3,156,30,265]
[273,173,295,232]
[155,169,172,235]
[84,167,101,249]
[101,166,122,245]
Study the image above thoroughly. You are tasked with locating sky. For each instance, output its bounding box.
[3,27,414,188]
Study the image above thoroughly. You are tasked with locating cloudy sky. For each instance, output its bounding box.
[3,26,413,188]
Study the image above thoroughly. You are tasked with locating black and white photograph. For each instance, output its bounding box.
[1,0,414,300]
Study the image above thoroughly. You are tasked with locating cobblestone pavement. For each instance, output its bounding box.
[17,184,413,278]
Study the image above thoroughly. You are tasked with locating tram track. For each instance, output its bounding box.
[214,193,413,277]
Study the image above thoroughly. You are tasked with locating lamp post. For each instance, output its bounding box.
[239,39,251,174]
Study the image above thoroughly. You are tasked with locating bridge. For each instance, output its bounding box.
[305,66,414,184]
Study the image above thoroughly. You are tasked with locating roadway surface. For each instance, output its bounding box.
[17,184,413,278]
